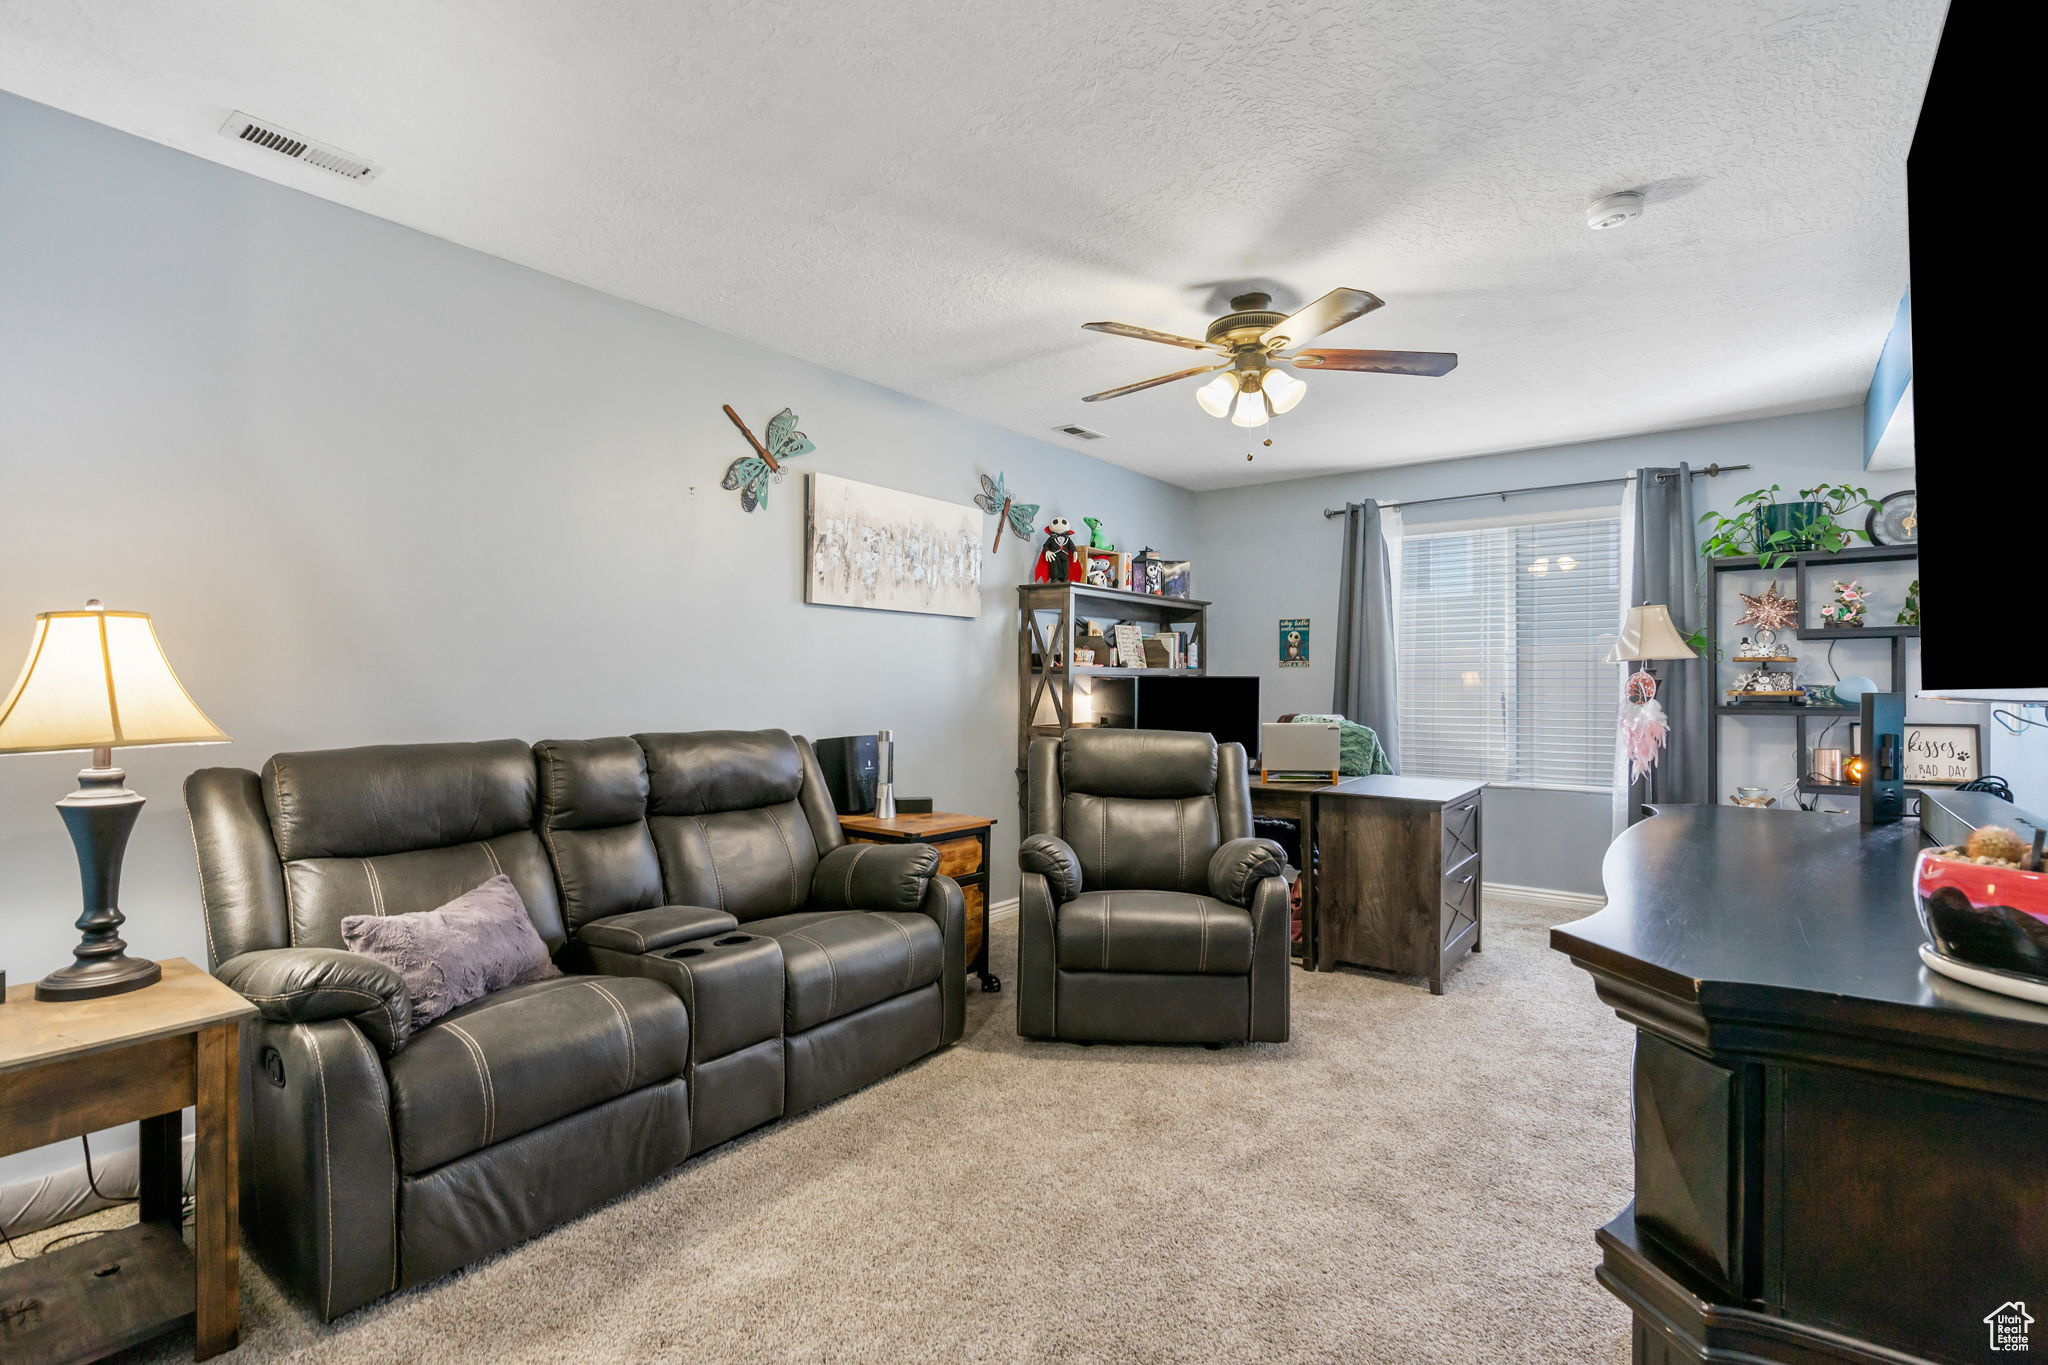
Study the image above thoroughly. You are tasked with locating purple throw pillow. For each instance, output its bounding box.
[341,874,561,1040]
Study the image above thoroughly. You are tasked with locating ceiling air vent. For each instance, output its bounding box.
[219,111,381,181]
[1053,423,1105,440]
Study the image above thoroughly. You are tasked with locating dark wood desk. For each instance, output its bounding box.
[839,811,999,992]
[1553,807,2048,1365]
[0,959,255,1363]
[1250,775,1485,991]
[1315,776,1484,991]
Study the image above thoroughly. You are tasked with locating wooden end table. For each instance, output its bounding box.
[0,958,255,1363]
[839,811,1000,992]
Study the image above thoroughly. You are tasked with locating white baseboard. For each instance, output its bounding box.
[988,896,1019,924]
[1482,882,1606,913]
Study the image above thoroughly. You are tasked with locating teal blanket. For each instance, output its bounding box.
[1288,713,1392,777]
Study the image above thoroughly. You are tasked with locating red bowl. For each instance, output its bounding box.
[1915,848,2048,979]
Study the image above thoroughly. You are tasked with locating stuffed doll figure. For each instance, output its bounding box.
[1034,517,1086,584]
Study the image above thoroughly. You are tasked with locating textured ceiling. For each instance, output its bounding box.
[0,1,1944,490]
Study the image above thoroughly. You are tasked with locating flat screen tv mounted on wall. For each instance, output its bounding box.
[1909,8,2032,696]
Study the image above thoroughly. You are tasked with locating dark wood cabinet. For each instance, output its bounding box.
[1314,776,1484,993]
[1554,807,2048,1365]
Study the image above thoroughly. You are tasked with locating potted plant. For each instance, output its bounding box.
[1916,824,2048,981]
[1797,482,1882,552]
[1697,483,1879,569]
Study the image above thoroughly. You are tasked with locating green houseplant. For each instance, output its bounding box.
[1697,483,1879,570]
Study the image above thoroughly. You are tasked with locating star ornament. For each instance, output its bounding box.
[1736,583,1799,633]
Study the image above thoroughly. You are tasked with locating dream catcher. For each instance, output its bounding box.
[720,405,814,513]
[973,472,1039,551]
[1619,668,1670,782]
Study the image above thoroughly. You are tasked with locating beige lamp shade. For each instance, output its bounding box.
[0,604,229,755]
[1604,604,1698,664]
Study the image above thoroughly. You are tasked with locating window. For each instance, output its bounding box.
[1397,514,1622,791]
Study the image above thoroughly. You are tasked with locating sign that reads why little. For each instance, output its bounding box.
[1278,619,1310,668]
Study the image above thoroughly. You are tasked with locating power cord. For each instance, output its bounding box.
[0,1133,150,1262]
[79,1133,135,1207]
[1957,775,2016,802]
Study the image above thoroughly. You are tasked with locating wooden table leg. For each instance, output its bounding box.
[1300,801,1319,972]
[192,1022,240,1361]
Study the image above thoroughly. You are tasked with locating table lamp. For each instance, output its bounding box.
[1605,604,1697,789]
[0,601,228,1000]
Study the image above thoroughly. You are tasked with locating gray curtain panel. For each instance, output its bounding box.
[1333,499,1402,770]
[1626,465,1708,817]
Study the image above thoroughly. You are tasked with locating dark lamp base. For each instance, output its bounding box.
[36,953,162,1002]
[40,759,162,1003]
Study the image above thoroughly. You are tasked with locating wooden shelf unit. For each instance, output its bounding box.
[1705,542,1918,802]
[1015,583,1209,798]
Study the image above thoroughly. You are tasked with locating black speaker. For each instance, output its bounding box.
[813,735,881,814]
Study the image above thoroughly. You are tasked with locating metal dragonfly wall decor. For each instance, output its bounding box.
[720,405,815,513]
[973,472,1039,552]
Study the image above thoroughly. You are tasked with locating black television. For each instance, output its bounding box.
[1909,9,2037,699]
[1130,675,1263,758]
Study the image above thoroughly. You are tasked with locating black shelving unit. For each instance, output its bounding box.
[1705,543,1918,802]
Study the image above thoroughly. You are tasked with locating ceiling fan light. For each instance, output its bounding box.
[1263,366,1307,414]
[1194,372,1238,419]
[1229,388,1271,428]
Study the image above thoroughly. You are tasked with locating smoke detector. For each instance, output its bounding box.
[1585,191,1645,230]
[1052,423,1105,440]
[219,111,381,181]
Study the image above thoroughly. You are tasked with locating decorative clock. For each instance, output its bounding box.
[1867,489,1918,546]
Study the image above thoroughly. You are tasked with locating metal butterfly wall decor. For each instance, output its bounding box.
[720,405,815,513]
[973,472,1040,551]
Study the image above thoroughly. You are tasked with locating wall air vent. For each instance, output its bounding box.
[219,112,381,181]
[1053,424,1105,440]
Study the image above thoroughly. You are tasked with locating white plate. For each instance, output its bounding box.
[1919,942,2048,1006]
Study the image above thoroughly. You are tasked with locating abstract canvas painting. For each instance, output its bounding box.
[806,472,982,618]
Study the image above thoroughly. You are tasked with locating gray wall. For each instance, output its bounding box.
[0,92,1193,1178]
[1190,407,1917,893]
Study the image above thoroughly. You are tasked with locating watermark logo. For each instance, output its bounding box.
[1985,1301,2033,1352]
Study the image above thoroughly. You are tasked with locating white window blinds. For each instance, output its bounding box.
[1397,514,1623,791]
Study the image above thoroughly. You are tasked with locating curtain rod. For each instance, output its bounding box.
[1319,463,1752,519]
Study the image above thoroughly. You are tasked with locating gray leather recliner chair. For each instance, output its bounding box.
[1016,728,1292,1045]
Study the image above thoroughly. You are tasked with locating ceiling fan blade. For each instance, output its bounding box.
[1082,321,1225,352]
[1261,288,1384,349]
[1080,363,1226,402]
[1288,348,1458,376]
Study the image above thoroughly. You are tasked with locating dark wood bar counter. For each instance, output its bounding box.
[1553,806,2048,1365]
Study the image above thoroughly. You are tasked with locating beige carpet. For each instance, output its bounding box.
[67,896,1633,1364]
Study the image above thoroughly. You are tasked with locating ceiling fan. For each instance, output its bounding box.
[1080,288,1457,427]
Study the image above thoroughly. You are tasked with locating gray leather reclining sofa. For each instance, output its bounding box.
[186,728,963,1319]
